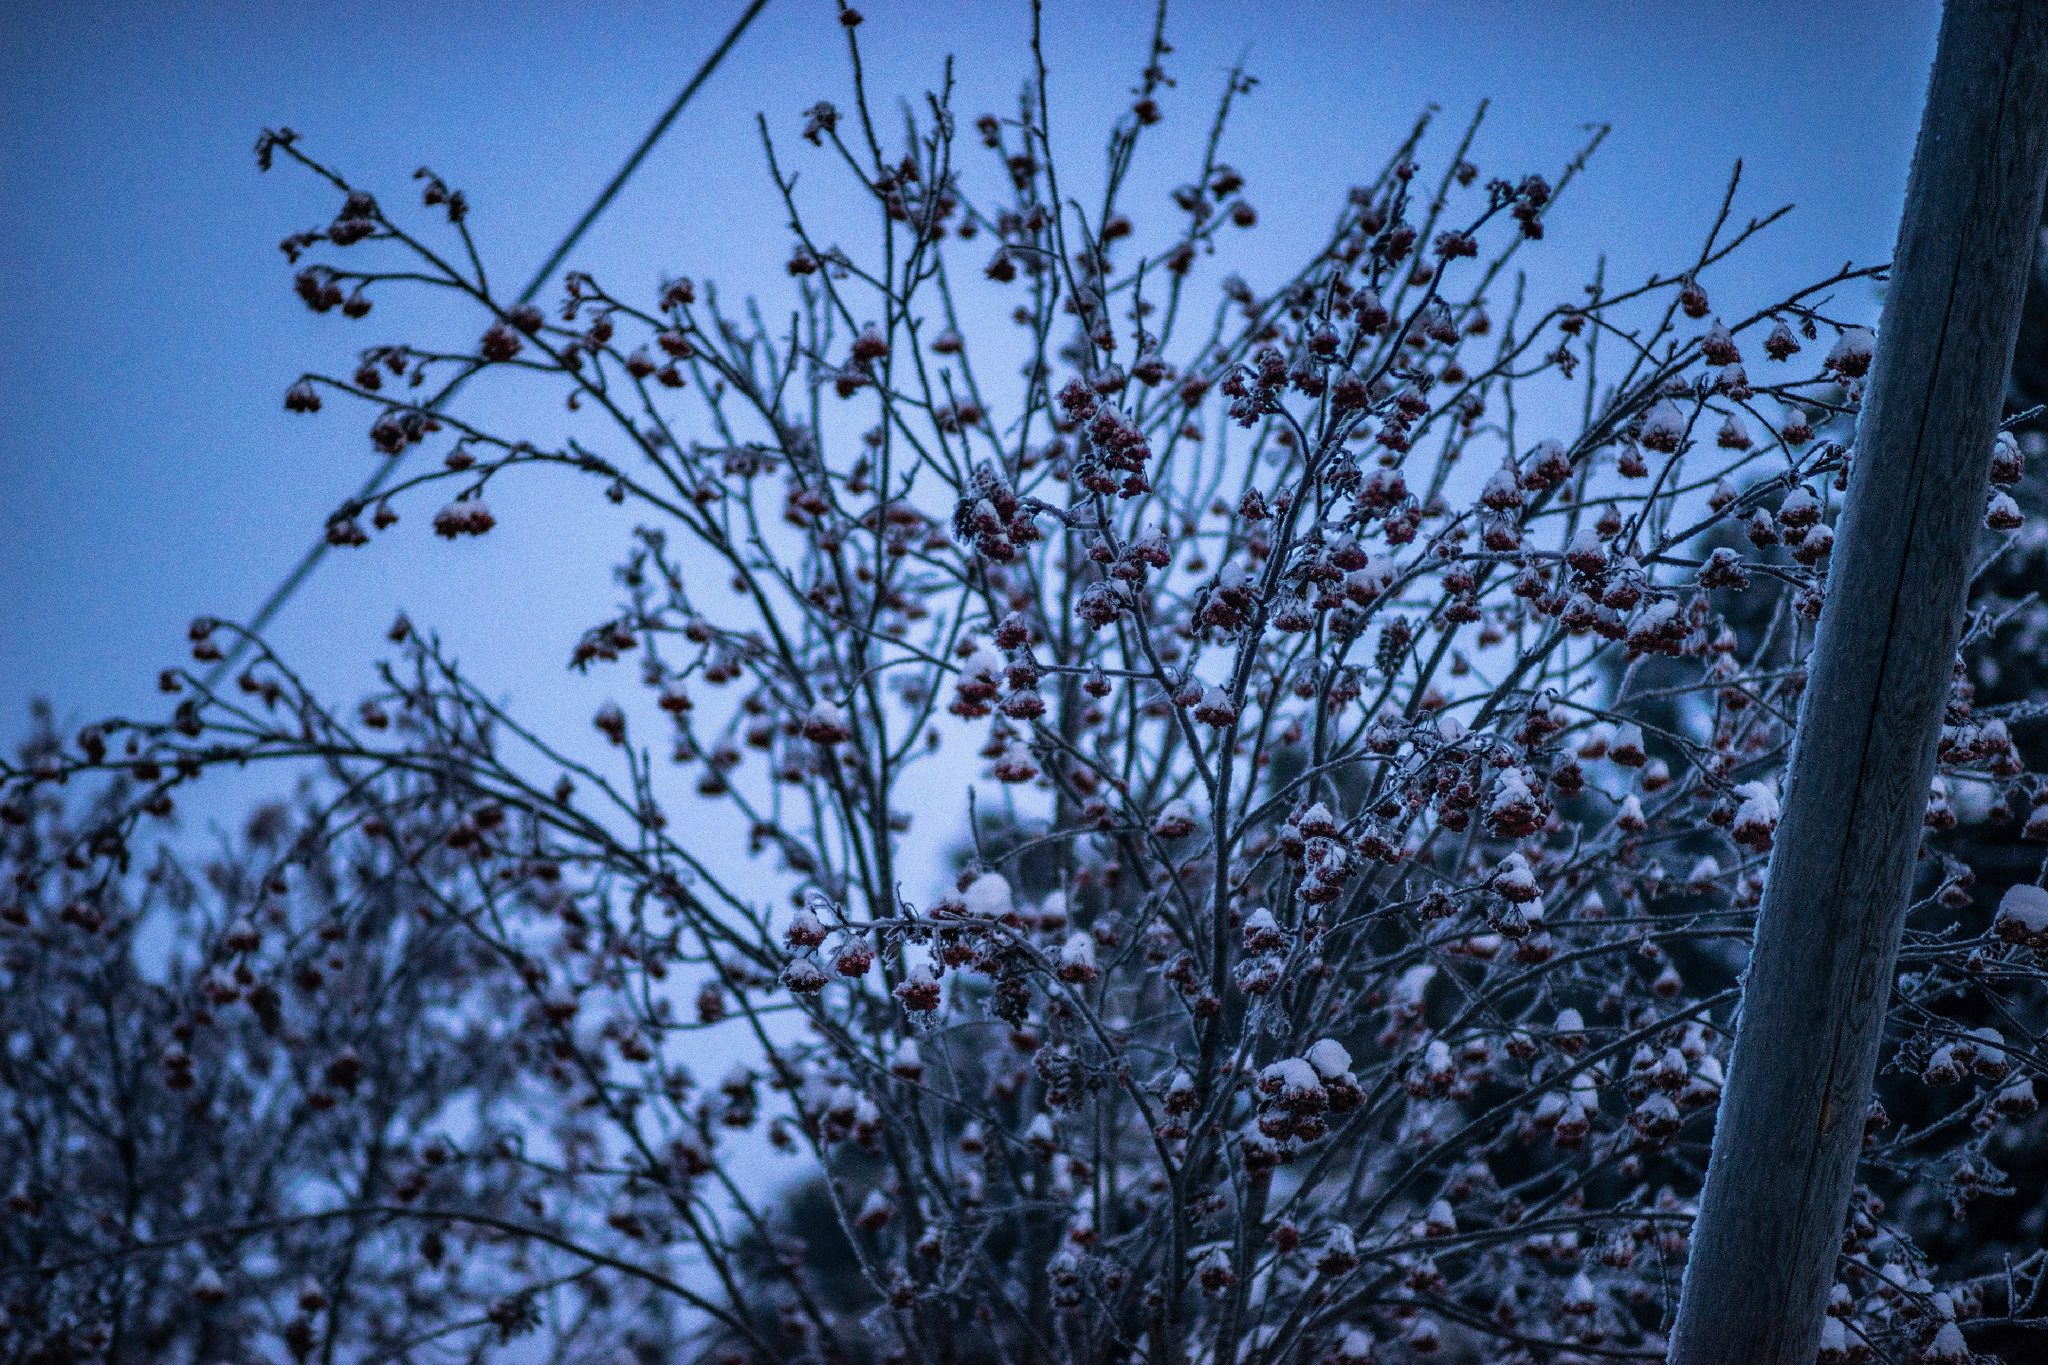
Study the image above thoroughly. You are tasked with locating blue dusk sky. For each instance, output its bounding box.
[2,0,1939,883]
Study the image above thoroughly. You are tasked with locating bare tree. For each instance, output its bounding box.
[1,708,584,1364]
[6,6,2047,1363]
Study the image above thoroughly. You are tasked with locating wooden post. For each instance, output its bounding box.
[1668,3,2048,1360]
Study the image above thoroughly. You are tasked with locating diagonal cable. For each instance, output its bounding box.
[210,0,770,683]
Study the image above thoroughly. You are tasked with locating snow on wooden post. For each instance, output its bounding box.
[1669,4,2048,1361]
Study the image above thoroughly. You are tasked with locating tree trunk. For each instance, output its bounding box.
[1668,3,2048,1361]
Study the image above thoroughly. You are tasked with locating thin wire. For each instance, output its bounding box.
[210,0,771,683]
[519,0,772,311]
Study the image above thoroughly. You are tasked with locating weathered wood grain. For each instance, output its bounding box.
[1668,3,2048,1360]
